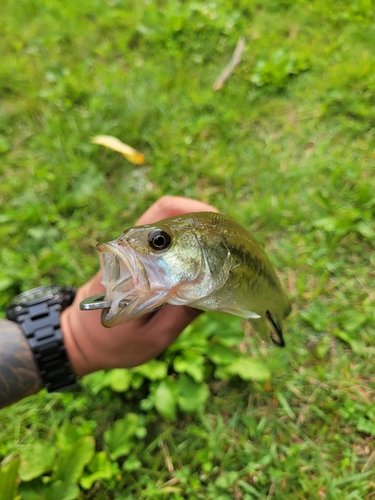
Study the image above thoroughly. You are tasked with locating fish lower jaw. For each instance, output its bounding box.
[101,278,138,318]
[100,293,138,327]
[104,276,149,315]
[111,292,137,310]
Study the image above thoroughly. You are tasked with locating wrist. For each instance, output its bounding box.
[6,285,77,392]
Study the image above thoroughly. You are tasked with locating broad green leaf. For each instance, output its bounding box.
[54,436,95,483]
[177,374,210,413]
[123,454,142,472]
[333,330,363,353]
[135,426,147,439]
[104,414,139,460]
[80,452,114,490]
[45,480,79,500]
[207,342,239,365]
[299,302,330,332]
[213,332,245,347]
[215,471,239,490]
[0,457,20,500]
[20,442,55,481]
[108,369,132,392]
[17,490,42,500]
[83,368,142,393]
[0,135,10,153]
[313,215,354,235]
[130,372,145,390]
[80,370,110,395]
[140,397,154,412]
[134,359,168,380]
[0,277,13,292]
[154,379,176,420]
[209,317,244,347]
[250,49,309,89]
[18,477,53,500]
[165,323,210,352]
[338,310,367,332]
[357,417,375,436]
[173,351,205,382]
[56,422,84,449]
[355,221,374,239]
[215,357,271,381]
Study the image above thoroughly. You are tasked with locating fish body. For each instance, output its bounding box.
[97,212,291,346]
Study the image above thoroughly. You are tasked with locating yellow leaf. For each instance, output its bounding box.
[91,135,146,165]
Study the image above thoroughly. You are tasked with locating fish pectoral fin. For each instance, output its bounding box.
[219,306,261,319]
[247,311,261,319]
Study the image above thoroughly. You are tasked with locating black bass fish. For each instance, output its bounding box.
[97,212,291,346]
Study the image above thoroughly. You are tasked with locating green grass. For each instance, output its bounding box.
[1,0,375,498]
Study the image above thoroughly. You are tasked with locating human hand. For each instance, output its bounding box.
[61,196,218,376]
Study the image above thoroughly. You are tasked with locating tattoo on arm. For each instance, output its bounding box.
[0,319,43,409]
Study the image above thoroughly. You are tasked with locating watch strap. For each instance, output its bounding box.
[16,298,77,392]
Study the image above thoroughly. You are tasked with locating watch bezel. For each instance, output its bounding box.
[9,285,62,306]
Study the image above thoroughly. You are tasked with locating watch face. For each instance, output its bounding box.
[12,285,62,306]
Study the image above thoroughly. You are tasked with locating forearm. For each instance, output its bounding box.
[0,319,44,409]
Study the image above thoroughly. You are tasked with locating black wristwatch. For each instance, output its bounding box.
[6,285,77,392]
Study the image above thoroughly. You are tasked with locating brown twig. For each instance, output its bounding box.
[362,446,375,473]
[160,441,175,474]
[267,481,276,500]
[213,37,246,91]
[356,274,375,302]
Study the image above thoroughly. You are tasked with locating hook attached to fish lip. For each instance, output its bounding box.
[80,294,127,311]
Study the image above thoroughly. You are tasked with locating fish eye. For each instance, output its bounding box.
[148,229,172,251]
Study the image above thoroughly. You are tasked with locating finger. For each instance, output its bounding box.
[136,195,219,225]
[94,305,201,370]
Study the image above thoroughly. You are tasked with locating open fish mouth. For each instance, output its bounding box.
[96,242,142,326]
